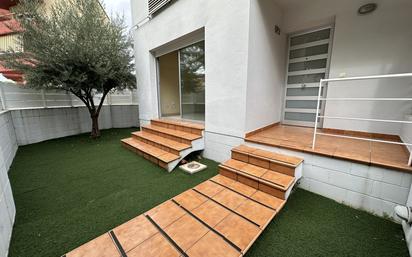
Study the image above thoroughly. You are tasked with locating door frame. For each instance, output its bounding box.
[155,39,205,121]
[281,25,335,128]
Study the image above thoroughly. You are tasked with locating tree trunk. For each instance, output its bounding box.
[90,113,100,139]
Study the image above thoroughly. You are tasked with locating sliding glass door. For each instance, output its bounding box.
[179,41,205,121]
[157,41,205,121]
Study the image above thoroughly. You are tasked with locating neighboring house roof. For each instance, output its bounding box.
[0,64,23,83]
[0,0,108,83]
[0,18,21,36]
[0,0,18,10]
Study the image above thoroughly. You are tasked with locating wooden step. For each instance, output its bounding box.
[121,138,180,169]
[142,124,202,145]
[219,159,295,200]
[132,131,191,156]
[232,145,303,177]
[151,119,204,136]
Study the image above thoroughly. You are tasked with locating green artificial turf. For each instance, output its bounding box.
[7,128,408,257]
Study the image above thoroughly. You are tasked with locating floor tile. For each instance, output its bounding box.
[226,181,257,197]
[235,200,276,227]
[186,231,241,257]
[250,191,285,210]
[194,181,225,198]
[173,189,207,211]
[260,170,294,189]
[213,189,247,210]
[211,174,237,187]
[66,233,120,257]
[164,215,209,251]
[127,233,180,257]
[146,200,185,229]
[222,159,248,170]
[112,215,158,252]
[214,214,261,252]
[240,164,267,177]
[192,200,231,227]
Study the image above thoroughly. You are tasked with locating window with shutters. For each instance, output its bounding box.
[148,0,173,15]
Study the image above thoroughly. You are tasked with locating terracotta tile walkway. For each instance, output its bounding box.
[245,125,412,172]
[63,175,285,257]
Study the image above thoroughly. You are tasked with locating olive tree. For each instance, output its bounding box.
[0,0,136,138]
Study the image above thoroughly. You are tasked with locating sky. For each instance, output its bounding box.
[102,0,133,30]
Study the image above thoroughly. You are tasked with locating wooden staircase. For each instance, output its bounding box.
[219,145,303,200]
[121,119,205,172]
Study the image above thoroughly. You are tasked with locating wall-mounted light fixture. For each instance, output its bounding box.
[358,3,378,15]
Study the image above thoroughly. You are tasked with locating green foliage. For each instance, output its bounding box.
[180,41,205,94]
[0,0,136,137]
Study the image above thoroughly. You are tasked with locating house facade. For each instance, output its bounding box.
[132,0,411,160]
[131,0,412,253]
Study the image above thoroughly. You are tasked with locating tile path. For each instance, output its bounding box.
[63,175,285,257]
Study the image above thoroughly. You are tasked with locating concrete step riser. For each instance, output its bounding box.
[132,134,181,156]
[231,151,296,177]
[151,120,203,136]
[141,127,192,145]
[218,166,288,200]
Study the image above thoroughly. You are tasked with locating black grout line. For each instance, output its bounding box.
[145,214,189,257]
[171,199,242,253]
[221,164,286,188]
[191,188,261,228]
[109,231,128,257]
[209,179,277,211]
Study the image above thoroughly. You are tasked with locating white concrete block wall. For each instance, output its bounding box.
[11,105,139,145]
[0,105,138,256]
[245,142,412,221]
[203,132,244,163]
[0,111,18,257]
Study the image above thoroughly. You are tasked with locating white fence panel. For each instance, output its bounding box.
[0,82,138,111]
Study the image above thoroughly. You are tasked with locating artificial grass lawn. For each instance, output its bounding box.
[7,128,408,257]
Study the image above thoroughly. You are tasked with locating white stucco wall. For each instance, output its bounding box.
[282,0,412,135]
[132,0,252,160]
[401,115,412,156]
[0,111,17,257]
[11,105,139,145]
[245,0,286,132]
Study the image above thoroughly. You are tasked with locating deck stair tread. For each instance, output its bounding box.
[121,137,179,163]
[220,159,295,190]
[151,118,205,130]
[132,131,191,151]
[142,124,202,141]
[233,145,303,167]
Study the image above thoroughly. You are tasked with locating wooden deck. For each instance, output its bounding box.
[245,124,412,172]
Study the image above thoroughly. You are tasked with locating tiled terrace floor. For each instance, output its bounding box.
[245,125,412,172]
